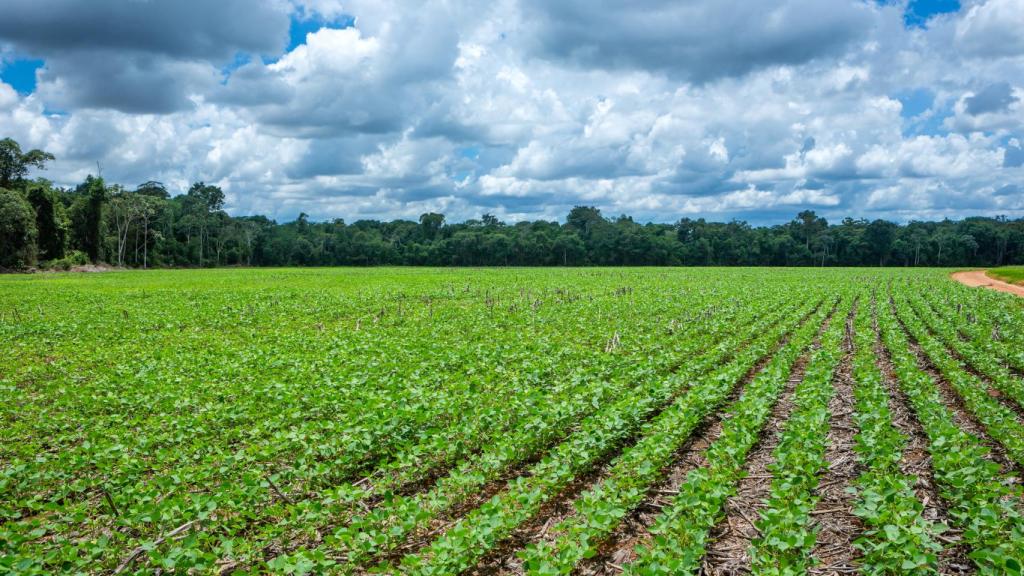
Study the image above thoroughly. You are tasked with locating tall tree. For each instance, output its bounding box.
[566,206,605,236]
[794,210,828,252]
[70,176,107,263]
[419,212,445,241]
[0,188,38,268]
[134,194,161,268]
[0,138,55,189]
[187,181,225,211]
[136,180,170,199]
[26,183,66,260]
[182,182,226,266]
[864,219,898,266]
[108,189,145,267]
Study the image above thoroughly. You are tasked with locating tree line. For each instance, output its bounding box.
[2,137,1023,270]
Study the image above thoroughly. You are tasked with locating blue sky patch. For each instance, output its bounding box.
[903,0,960,28]
[902,99,954,138]
[288,14,355,52]
[0,58,44,94]
[895,88,952,137]
[457,146,480,160]
[221,52,252,83]
[259,13,357,66]
[897,88,934,118]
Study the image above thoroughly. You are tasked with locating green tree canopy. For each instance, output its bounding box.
[0,188,38,268]
[26,183,66,260]
[0,138,55,189]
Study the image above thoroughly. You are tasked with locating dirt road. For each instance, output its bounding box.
[951,270,1024,297]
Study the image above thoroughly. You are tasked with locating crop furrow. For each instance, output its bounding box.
[878,294,1024,575]
[843,294,948,575]
[379,297,830,576]
[565,374,736,575]
[684,321,823,575]
[609,297,842,575]
[515,299,838,575]
[891,291,1024,468]
[747,298,854,574]
[914,292,1024,415]
[233,300,757,569]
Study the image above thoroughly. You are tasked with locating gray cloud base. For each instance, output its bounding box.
[0,0,1022,224]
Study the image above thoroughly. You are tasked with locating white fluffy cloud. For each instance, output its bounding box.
[0,0,1022,224]
[955,0,1024,58]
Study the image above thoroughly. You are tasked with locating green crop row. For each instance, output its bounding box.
[0,270,750,573]
[249,290,766,571]
[515,296,838,576]
[387,296,829,576]
[4,268,1024,575]
[747,296,852,574]
[616,297,842,576]
[891,292,1024,467]
[915,289,1024,412]
[847,294,943,575]
[877,294,1024,575]
[935,283,1024,372]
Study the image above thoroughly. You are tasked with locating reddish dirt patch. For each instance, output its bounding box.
[950,270,1024,297]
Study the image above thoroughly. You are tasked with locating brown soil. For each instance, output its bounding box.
[570,383,732,575]
[469,303,829,575]
[472,337,789,576]
[807,309,863,575]
[872,314,973,575]
[698,357,805,575]
[951,270,1024,297]
[699,306,838,575]
[891,303,1021,481]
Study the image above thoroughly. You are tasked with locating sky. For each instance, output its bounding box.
[0,0,1022,225]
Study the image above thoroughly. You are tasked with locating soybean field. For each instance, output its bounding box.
[2,268,1023,575]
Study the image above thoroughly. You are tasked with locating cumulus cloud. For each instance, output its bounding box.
[0,0,289,113]
[0,0,289,59]
[955,0,1024,58]
[0,0,1022,223]
[1005,139,1024,168]
[35,52,219,114]
[965,82,1018,115]
[949,83,1023,133]
[0,81,18,110]
[519,0,876,82]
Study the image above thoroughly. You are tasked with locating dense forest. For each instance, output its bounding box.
[2,137,1023,270]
